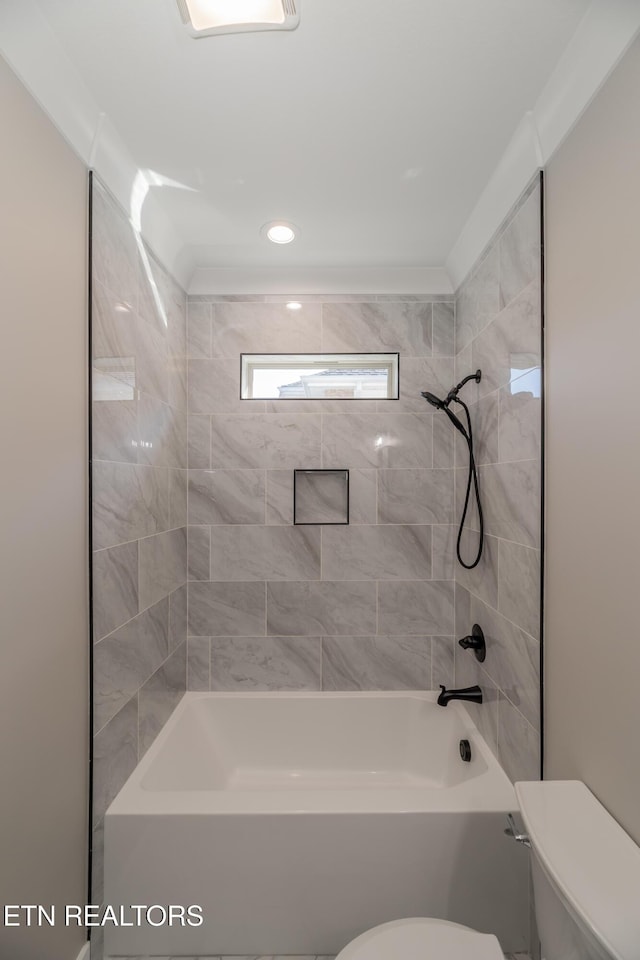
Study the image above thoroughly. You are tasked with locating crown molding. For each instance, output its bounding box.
[187,266,453,296]
[446,0,640,290]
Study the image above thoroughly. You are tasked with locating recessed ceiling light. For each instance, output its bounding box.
[176,0,300,38]
[263,221,298,244]
[286,301,303,311]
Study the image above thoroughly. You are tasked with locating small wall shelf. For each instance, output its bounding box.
[293,469,350,525]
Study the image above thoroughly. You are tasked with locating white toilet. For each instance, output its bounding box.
[336,780,640,960]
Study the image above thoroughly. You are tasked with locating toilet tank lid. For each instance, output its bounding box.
[516,780,640,960]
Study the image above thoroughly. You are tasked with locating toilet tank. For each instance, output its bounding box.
[516,781,640,960]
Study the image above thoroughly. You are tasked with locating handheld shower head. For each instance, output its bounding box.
[421,391,445,409]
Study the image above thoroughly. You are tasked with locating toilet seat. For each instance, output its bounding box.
[335,917,504,959]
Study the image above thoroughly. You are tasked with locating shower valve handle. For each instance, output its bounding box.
[458,624,486,662]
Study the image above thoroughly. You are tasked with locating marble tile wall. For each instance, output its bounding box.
[453,175,543,786]
[185,297,457,695]
[90,178,187,931]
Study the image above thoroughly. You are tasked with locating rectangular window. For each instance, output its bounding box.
[240,353,399,400]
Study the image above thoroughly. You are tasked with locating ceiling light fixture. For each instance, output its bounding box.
[176,0,300,38]
[263,221,298,244]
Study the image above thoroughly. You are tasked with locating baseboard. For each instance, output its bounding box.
[75,941,90,960]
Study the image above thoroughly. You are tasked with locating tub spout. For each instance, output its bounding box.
[437,684,483,707]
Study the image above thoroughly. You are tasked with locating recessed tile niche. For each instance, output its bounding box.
[293,469,350,525]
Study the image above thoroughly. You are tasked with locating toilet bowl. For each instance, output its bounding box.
[336,780,640,960]
[335,917,503,959]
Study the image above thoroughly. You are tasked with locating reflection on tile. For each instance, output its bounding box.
[432,302,455,357]
[499,373,542,463]
[432,636,455,688]
[188,469,265,524]
[187,637,210,691]
[322,525,432,580]
[498,695,540,783]
[498,540,541,641]
[93,541,138,641]
[188,525,210,581]
[212,301,322,357]
[137,395,184,468]
[472,281,541,399]
[211,637,322,691]
[139,643,186,757]
[138,528,187,611]
[188,581,266,637]
[169,583,187,652]
[470,594,540,730]
[378,469,453,524]
[211,415,321,469]
[188,414,210,469]
[294,470,349,525]
[322,636,431,690]
[480,459,541,548]
[499,186,541,308]
[94,598,168,732]
[322,414,432,468]
[322,302,432,356]
[210,526,321,581]
[92,696,137,823]
[377,580,454,635]
[267,581,376,636]
[93,461,169,550]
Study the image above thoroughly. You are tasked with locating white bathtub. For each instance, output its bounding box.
[104,691,529,957]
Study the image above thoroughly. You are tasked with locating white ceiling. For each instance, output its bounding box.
[3,0,639,290]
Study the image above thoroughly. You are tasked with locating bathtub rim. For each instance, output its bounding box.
[106,690,517,817]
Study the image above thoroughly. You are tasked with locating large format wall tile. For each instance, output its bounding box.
[93,461,169,550]
[138,643,186,758]
[92,696,138,823]
[138,528,187,611]
[322,302,432,356]
[189,581,266,637]
[322,414,433,468]
[210,637,322,691]
[267,581,377,636]
[93,597,169,733]
[454,177,542,788]
[322,636,431,690]
[210,526,321,581]
[321,525,432,580]
[188,469,265,524]
[92,541,138,641]
[92,178,188,834]
[211,414,321,469]
[377,469,453,524]
[212,301,322,356]
[377,580,454,635]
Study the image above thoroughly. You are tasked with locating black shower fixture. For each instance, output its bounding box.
[421,370,484,569]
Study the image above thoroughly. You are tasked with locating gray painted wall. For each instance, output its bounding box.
[0,54,89,960]
[453,179,543,785]
[545,35,640,844]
